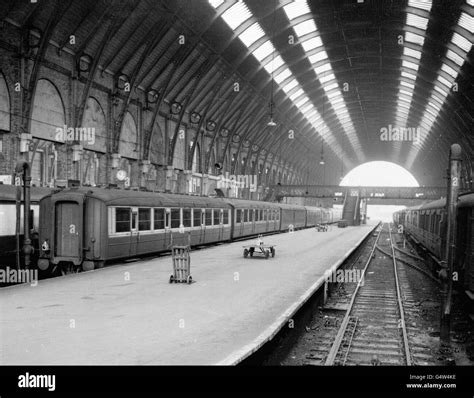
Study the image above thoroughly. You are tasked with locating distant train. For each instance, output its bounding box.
[37,187,342,274]
[0,184,55,267]
[393,191,474,295]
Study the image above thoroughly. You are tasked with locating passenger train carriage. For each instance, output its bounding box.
[37,187,342,274]
[393,192,474,295]
[0,184,54,266]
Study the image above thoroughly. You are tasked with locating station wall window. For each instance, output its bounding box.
[236,209,241,223]
[193,209,202,227]
[205,209,213,226]
[171,208,181,228]
[183,208,192,227]
[214,209,220,225]
[116,208,131,233]
[154,208,165,230]
[138,208,151,231]
[223,209,229,225]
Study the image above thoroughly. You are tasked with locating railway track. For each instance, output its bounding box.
[300,223,438,366]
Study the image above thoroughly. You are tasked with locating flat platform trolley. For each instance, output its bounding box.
[169,233,192,284]
[315,223,329,232]
[242,244,276,259]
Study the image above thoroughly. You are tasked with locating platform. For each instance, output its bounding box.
[0,224,376,365]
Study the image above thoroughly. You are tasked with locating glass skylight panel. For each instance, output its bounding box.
[332,102,346,111]
[239,23,265,47]
[295,97,310,108]
[437,74,453,88]
[326,90,339,99]
[452,32,472,53]
[274,68,291,84]
[324,82,339,91]
[458,12,474,33]
[428,101,441,112]
[282,78,298,92]
[407,0,433,11]
[402,60,419,71]
[434,84,449,97]
[253,40,275,61]
[441,63,457,78]
[309,50,328,64]
[293,20,317,37]
[406,13,429,29]
[401,81,415,89]
[330,96,344,105]
[425,105,438,118]
[403,47,422,59]
[301,102,313,113]
[398,95,411,103]
[283,1,311,20]
[318,73,335,85]
[301,36,323,52]
[314,63,332,75]
[289,88,304,101]
[208,0,224,8]
[264,55,284,74]
[221,2,252,30]
[467,0,474,6]
[397,101,410,109]
[405,31,424,45]
[446,49,464,66]
[401,71,417,80]
[400,89,413,97]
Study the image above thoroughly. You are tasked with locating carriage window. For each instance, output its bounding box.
[206,209,213,225]
[183,208,192,227]
[259,210,263,220]
[275,210,280,221]
[244,209,249,223]
[138,208,151,231]
[154,208,165,230]
[236,209,241,223]
[255,210,259,222]
[116,208,131,233]
[223,209,229,225]
[214,209,220,225]
[171,208,181,228]
[193,209,201,227]
[263,209,267,221]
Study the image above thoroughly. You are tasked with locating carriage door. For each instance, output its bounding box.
[54,200,82,264]
[218,209,224,240]
[251,209,256,234]
[130,207,139,256]
[165,208,171,247]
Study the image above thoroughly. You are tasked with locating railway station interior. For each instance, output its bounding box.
[0,0,474,379]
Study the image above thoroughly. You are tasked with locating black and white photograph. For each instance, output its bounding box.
[0,0,473,394]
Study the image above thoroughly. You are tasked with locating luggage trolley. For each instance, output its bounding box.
[169,233,193,284]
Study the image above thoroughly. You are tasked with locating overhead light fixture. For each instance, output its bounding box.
[170,102,182,114]
[206,120,216,131]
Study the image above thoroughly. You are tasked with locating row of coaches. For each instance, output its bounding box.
[393,191,474,296]
[37,187,342,274]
